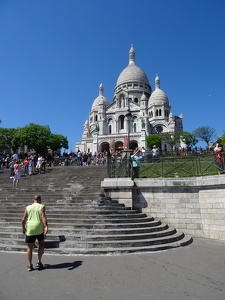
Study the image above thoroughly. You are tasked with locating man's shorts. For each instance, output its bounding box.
[25,233,45,243]
[36,163,42,169]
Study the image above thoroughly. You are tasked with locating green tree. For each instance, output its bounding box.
[162,132,181,149]
[180,131,198,148]
[219,131,225,146]
[193,126,216,146]
[145,134,162,149]
[0,128,17,152]
[11,123,51,155]
[48,134,68,152]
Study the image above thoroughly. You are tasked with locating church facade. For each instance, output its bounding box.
[76,46,183,153]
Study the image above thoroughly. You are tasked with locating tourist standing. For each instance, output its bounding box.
[36,154,43,174]
[214,139,224,175]
[21,195,48,271]
[151,145,159,160]
[28,157,34,176]
[13,160,23,187]
[23,157,29,175]
[9,159,16,178]
[131,149,142,178]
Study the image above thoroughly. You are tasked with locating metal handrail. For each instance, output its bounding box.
[107,153,225,178]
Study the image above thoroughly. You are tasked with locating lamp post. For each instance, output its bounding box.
[126,109,132,148]
[122,109,132,159]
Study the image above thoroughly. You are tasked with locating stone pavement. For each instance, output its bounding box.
[0,238,225,300]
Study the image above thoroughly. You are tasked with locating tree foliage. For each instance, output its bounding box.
[1,123,68,155]
[145,134,162,149]
[180,131,198,147]
[48,134,68,152]
[162,132,181,148]
[0,128,17,151]
[193,126,216,145]
[11,123,51,155]
[219,131,225,147]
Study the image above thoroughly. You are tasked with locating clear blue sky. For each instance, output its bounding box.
[0,0,225,151]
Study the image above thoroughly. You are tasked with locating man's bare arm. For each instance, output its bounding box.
[41,207,48,234]
[21,210,28,234]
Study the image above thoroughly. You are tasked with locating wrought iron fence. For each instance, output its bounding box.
[107,154,132,178]
[107,153,225,178]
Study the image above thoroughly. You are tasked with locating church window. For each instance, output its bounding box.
[156,110,158,116]
[134,98,138,103]
[159,109,161,116]
[156,125,163,133]
[140,85,143,87]
[133,123,136,133]
[119,115,125,130]
[109,125,112,134]
[95,115,98,121]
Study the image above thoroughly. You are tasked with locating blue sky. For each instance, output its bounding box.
[0,0,225,151]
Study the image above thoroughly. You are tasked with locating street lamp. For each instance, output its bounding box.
[125,109,132,149]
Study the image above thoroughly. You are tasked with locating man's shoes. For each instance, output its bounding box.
[27,265,34,272]
[35,262,44,270]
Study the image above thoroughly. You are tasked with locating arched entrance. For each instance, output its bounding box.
[100,142,110,152]
[115,141,124,151]
[130,140,138,150]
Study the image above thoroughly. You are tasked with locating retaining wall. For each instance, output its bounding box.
[101,175,225,240]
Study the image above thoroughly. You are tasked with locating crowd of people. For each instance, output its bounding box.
[0,152,50,187]
[58,151,108,166]
[0,141,224,188]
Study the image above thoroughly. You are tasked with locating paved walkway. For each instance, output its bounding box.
[0,238,225,300]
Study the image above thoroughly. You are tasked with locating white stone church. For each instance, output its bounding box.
[76,46,183,153]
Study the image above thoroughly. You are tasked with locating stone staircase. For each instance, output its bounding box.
[0,165,192,255]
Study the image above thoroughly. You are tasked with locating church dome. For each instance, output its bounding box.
[91,83,109,110]
[116,46,150,86]
[149,75,169,106]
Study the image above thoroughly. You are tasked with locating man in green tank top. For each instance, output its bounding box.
[22,195,48,271]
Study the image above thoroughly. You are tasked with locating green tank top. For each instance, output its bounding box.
[26,203,45,236]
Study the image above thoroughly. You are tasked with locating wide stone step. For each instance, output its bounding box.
[0,218,161,228]
[0,210,140,217]
[0,214,153,223]
[0,203,129,210]
[0,211,148,218]
[0,208,139,215]
[0,222,167,235]
[0,234,193,255]
[1,232,184,248]
[0,227,175,241]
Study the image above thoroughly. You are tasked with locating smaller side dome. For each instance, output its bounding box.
[149,75,168,106]
[141,92,148,101]
[91,83,109,110]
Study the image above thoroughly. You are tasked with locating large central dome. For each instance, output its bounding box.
[116,46,150,86]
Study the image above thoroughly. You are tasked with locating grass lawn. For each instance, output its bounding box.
[139,155,220,178]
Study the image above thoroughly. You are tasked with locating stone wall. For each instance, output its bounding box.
[101,175,225,240]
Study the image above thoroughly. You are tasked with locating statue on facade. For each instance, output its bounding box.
[141,118,145,129]
[95,121,100,133]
